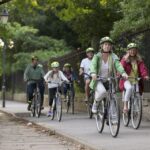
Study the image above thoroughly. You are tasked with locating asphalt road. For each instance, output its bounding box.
[0,100,150,150]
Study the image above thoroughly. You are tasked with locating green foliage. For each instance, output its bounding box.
[13,49,69,72]
[46,0,122,47]
[111,0,150,40]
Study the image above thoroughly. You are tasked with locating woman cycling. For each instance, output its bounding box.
[90,36,128,113]
[44,61,69,116]
[119,43,149,113]
[63,63,78,99]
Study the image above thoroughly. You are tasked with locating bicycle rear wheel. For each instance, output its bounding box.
[95,100,105,133]
[108,96,120,137]
[122,101,131,127]
[35,93,42,118]
[131,93,142,129]
[56,97,62,122]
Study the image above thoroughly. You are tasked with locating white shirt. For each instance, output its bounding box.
[99,60,109,79]
[80,58,92,78]
[44,70,69,88]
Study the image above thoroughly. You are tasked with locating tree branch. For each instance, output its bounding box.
[0,0,12,5]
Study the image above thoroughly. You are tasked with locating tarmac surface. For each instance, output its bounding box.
[0,100,150,150]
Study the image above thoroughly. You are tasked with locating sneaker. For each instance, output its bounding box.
[41,106,44,110]
[47,111,52,117]
[27,104,31,111]
[106,120,109,126]
[92,102,98,113]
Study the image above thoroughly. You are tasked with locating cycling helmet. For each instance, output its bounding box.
[32,55,38,60]
[86,47,94,53]
[64,63,71,67]
[51,61,60,68]
[127,43,138,50]
[100,36,113,44]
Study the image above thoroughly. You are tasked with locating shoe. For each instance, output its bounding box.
[27,104,31,111]
[84,98,88,102]
[41,106,44,110]
[92,102,97,113]
[47,111,52,117]
[106,120,109,126]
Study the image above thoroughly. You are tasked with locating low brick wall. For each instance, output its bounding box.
[3,92,150,120]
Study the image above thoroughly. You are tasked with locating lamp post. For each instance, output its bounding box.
[0,9,9,108]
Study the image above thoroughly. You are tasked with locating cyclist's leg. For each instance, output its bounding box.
[84,78,90,101]
[63,83,68,99]
[123,80,132,112]
[92,81,107,113]
[27,83,36,110]
[38,81,45,108]
[48,88,56,116]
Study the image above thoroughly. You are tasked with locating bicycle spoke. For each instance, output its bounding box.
[109,98,120,137]
[131,94,142,129]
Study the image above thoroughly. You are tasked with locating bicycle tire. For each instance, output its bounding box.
[35,92,42,118]
[30,96,36,117]
[51,98,56,120]
[66,92,70,113]
[70,90,75,114]
[122,101,131,127]
[95,100,105,133]
[87,92,94,119]
[108,96,120,137]
[56,97,62,122]
[131,93,142,129]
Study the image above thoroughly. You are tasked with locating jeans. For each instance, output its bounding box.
[63,83,75,98]
[27,82,45,106]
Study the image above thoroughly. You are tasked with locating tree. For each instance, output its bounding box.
[110,0,150,40]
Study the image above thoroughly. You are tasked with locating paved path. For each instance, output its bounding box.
[0,111,80,150]
[0,100,150,150]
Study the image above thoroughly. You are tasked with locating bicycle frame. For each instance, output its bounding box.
[95,76,120,137]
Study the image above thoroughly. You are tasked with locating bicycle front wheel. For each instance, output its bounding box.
[95,100,105,133]
[51,99,56,120]
[56,97,62,122]
[131,93,142,129]
[31,98,36,117]
[35,93,42,118]
[122,101,131,127]
[108,96,120,137]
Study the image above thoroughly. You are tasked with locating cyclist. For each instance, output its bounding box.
[90,36,128,113]
[119,43,149,113]
[63,63,78,100]
[79,47,94,102]
[44,61,69,117]
[24,56,45,111]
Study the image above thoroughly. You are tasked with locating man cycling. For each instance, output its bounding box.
[90,36,128,113]
[24,56,45,111]
[79,47,94,102]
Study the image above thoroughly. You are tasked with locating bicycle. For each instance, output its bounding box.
[65,82,75,114]
[82,73,94,119]
[30,80,42,118]
[94,76,120,137]
[122,77,143,129]
[49,81,63,122]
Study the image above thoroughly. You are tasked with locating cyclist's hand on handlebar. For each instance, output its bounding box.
[122,73,128,79]
[144,76,149,80]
